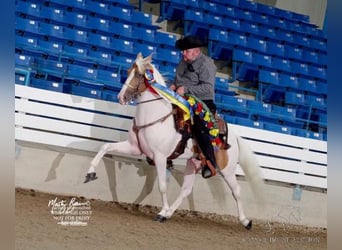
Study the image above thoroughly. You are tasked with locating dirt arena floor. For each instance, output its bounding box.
[15,188,327,250]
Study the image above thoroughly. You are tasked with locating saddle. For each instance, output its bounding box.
[167,105,230,160]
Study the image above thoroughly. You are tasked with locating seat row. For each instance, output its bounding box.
[15,17,181,67]
[159,0,324,40]
[183,9,326,53]
[16,0,156,30]
[209,28,327,67]
[16,2,178,49]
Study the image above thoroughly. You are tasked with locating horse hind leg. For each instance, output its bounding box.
[220,170,252,230]
[84,140,140,183]
[166,158,198,218]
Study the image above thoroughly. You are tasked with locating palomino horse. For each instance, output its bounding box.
[85,53,264,229]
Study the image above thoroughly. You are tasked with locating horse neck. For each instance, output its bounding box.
[135,70,172,122]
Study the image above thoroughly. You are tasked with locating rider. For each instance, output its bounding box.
[170,35,219,178]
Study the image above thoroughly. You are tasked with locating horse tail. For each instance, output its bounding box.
[236,135,265,203]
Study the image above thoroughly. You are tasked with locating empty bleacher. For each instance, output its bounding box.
[15,0,327,141]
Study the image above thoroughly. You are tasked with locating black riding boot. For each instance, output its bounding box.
[192,115,218,178]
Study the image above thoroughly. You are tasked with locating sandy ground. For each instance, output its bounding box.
[15,188,326,250]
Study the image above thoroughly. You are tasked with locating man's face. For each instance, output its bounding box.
[182,48,200,62]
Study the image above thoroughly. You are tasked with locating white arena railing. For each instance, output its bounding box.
[15,84,327,190]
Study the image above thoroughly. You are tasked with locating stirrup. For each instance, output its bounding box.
[201,159,217,179]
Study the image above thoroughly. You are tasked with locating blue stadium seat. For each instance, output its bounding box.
[16,0,41,17]
[291,61,309,76]
[39,5,65,23]
[240,21,259,36]
[318,52,327,66]
[16,34,38,51]
[308,65,327,80]
[253,53,272,68]
[39,22,65,40]
[71,81,103,100]
[87,16,111,33]
[30,77,64,92]
[64,27,89,45]
[247,99,272,113]
[15,16,40,34]
[257,3,275,15]
[263,122,292,135]
[132,26,155,43]
[293,33,311,48]
[247,36,267,53]
[15,53,35,69]
[272,57,292,73]
[63,0,87,10]
[39,39,63,55]
[222,16,241,32]
[97,69,122,89]
[155,31,177,48]
[63,44,88,60]
[236,117,264,129]
[275,29,293,43]
[252,12,269,25]
[102,89,119,102]
[113,56,134,69]
[109,5,132,23]
[295,129,324,140]
[155,47,180,65]
[305,95,326,110]
[36,58,68,78]
[285,92,305,106]
[272,105,296,120]
[111,22,133,39]
[310,38,327,52]
[302,50,319,64]
[239,0,258,10]
[267,41,285,57]
[88,50,112,65]
[233,49,253,64]
[111,37,134,55]
[284,45,303,61]
[63,11,88,29]
[258,69,279,85]
[236,9,253,21]
[15,70,29,85]
[298,77,317,93]
[258,25,276,40]
[88,33,111,49]
[67,64,98,81]
[278,73,298,89]
[316,80,327,95]
[87,1,110,16]
[221,6,235,18]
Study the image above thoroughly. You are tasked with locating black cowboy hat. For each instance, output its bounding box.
[175,35,207,50]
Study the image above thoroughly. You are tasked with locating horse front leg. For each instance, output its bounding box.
[84,140,141,183]
[153,153,170,222]
[166,157,199,218]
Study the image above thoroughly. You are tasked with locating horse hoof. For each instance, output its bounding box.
[84,172,98,183]
[245,220,252,230]
[154,214,167,223]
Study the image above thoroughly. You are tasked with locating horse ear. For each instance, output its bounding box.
[145,53,153,62]
[136,52,143,60]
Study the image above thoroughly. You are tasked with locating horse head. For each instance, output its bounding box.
[118,53,165,105]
